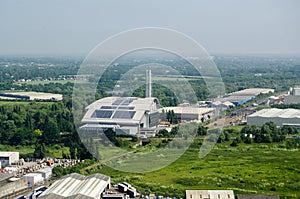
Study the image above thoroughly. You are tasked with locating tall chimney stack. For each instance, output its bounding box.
[146,70,152,98]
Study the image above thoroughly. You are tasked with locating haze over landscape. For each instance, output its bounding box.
[0,0,300,56]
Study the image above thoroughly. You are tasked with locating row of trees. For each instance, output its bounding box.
[229,122,298,146]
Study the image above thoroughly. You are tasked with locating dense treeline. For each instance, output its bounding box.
[0,100,92,159]
[271,104,300,109]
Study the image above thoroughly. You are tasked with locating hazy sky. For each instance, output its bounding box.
[0,0,299,56]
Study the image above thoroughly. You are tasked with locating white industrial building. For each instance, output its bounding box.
[0,152,19,167]
[162,107,215,122]
[34,167,52,180]
[247,108,300,128]
[186,190,235,199]
[81,97,160,135]
[23,173,44,186]
[39,173,110,199]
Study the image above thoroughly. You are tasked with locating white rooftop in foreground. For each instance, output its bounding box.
[39,173,110,199]
[248,108,300,118]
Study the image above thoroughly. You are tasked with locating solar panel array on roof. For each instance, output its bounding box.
[101,106,116,109]
[91,110,113,118]
[112,98,124,105]
[112,98,136,106]
[112,111,136,119]
[118,107,135,110]
[100,106,135,110]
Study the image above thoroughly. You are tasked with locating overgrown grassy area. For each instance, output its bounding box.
[0,144,70,159]
[83,140,299,199]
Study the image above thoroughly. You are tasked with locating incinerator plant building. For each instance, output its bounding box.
[81,96,160,135]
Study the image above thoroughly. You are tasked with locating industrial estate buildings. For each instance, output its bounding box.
[247,108,300,128]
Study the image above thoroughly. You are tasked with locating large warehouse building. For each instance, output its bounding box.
[0,152,19,167]
[81,96,160,135]
[247,108,300,128]
[39,173,110,199]
[218,88,274,105]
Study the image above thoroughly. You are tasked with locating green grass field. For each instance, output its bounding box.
[85,140,300,199]
[0,144,70,159]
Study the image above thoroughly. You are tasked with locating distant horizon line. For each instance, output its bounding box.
[0,51,300,58]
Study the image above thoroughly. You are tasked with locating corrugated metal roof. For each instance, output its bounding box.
[39,173,110,199]
[162,107,215,115]
[248,108,300,119]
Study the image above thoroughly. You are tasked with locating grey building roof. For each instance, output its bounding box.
[236,194,280,199]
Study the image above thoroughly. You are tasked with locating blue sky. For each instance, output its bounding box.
[0,0,299,55]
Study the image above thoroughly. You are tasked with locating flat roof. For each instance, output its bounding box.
[162,107,215,115]
[0,151,19,157]
[248,108,300,119]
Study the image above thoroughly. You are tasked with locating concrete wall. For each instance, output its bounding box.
[0,179,27,198]
[284,95,300,104]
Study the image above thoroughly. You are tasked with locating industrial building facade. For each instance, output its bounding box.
[81,97,160,135]
[285,86,300,104]
[162,107,215,122]
[247,108,300,128]
[0,152,19,167]
[186,190,235,199]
